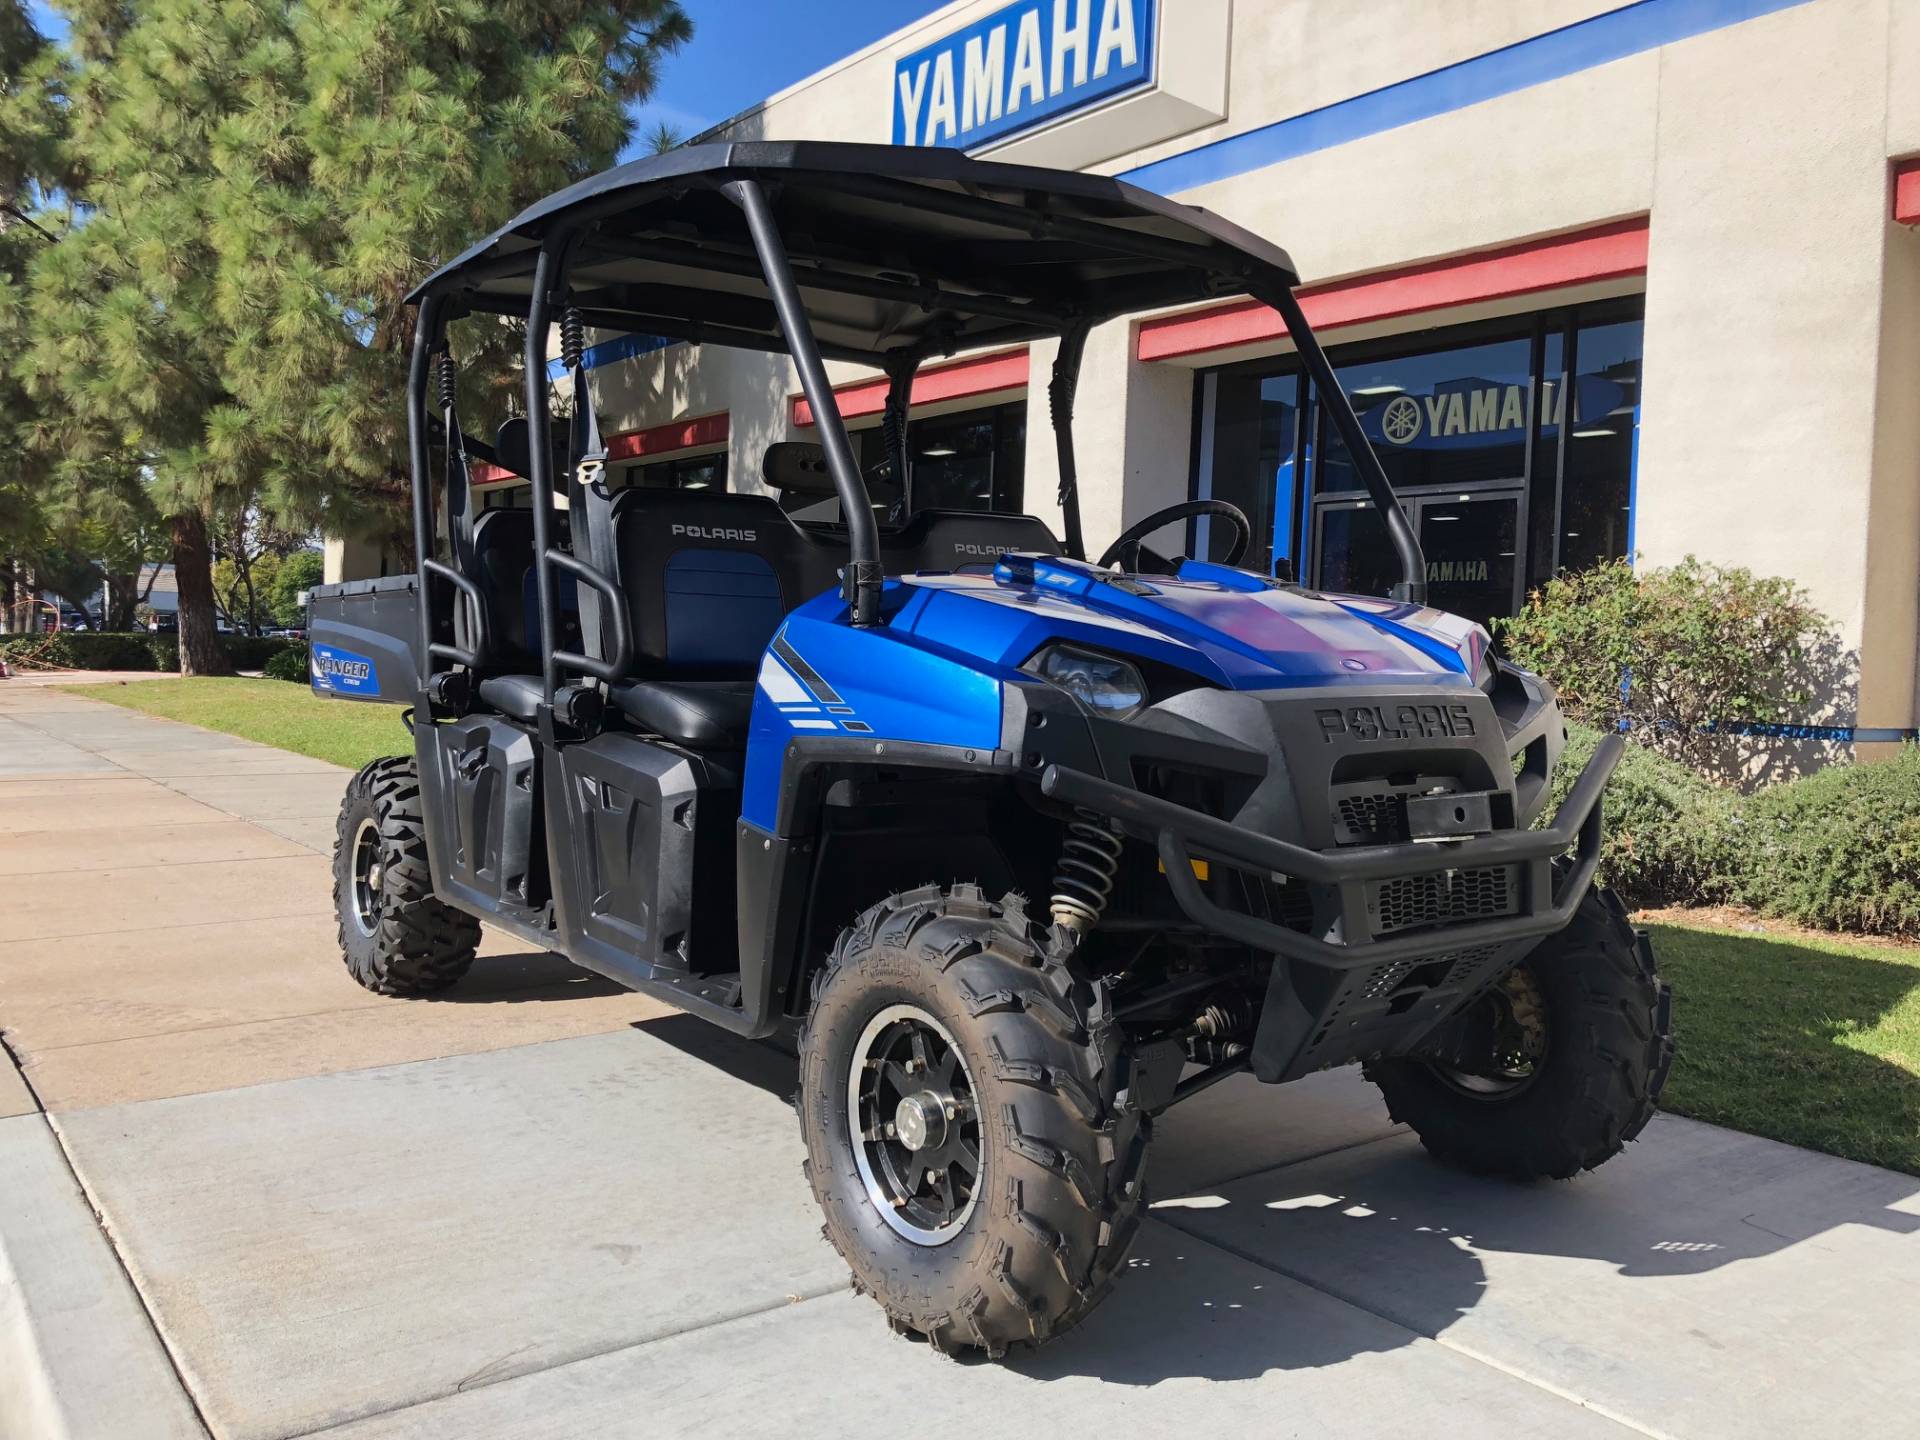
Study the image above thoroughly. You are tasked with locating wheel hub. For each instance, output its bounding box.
[1430,966,1549,1097]
[848,1005,981,1246]
[892,1091,949,1152]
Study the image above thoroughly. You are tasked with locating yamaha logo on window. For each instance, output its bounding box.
[893,0,1156,152]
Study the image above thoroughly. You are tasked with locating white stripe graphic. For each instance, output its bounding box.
[757,651,811,704]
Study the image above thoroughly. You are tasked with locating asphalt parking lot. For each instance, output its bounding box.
[4,682,1918,1439]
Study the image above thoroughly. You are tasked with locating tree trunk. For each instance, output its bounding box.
[171,511,233,676]
[239,558,259,635]
[104,572,138,631]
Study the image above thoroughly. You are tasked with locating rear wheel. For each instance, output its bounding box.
[333,756,479,996]
[1364,887,1672,1180]
[797,884,1149,1357]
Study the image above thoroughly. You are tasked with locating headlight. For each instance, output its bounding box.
[1026,643,1147,719]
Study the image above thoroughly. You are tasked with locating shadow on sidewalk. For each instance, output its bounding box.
[430,950,627,1003]
[608,930,1920,1391]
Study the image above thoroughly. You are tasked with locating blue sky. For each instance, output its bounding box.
[26,1,949,152]
[629,2,946,151]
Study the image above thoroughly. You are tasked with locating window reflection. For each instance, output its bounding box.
[1559,318,1641,574]
[1318,338,1534,494]
[1199,299,1643,621]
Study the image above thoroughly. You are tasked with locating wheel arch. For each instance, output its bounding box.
[735,736,1062,1028]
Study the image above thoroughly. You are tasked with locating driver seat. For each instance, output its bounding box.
[597,486,811,748]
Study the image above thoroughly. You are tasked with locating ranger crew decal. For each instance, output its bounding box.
[311,643,380,697]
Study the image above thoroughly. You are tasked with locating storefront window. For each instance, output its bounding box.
[853,400,1027,513]
[631,451,727,491]
[1557,318,1641,575]
[1195,299,1643,622]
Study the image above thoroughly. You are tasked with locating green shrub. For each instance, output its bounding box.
[262,644,309,682]
[0,631,160,671]
[222,635,293,670]
[0,631,291,673]
[1498,558,1843,776]
[1736,745,1920,939]
[1547,722,1743,909]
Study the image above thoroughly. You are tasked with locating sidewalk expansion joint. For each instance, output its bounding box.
[1,1030,217,1436]
[285,1281,852,1439]
[1148,1194,1668,1440]
[3,905,331,945]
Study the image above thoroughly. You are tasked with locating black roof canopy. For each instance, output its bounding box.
[409,141,1299,362]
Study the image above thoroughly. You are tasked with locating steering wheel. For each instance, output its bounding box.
[1096,500,1253,574]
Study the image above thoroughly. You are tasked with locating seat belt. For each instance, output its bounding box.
[439,351,479,656]
[562,309,616,666]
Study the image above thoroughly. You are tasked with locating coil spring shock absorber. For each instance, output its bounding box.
[1051,812,1123,934]
[435,352,458,413]
[560,307,585,370]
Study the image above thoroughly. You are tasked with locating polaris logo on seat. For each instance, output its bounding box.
[672,524,758,543]
[952,542,1008,558]
[893,0,1156,152]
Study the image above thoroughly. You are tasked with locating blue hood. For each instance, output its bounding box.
[888,554,1491,691]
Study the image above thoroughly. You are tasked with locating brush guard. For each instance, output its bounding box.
[1038,732,1626,1082]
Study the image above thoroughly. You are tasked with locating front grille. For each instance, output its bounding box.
[1367,865,1519,934]
[1331,778,1461,846]
[1336,791,1408,845]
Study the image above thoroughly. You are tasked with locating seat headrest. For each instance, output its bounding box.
[492,417,567,481]
[762,441,834,496]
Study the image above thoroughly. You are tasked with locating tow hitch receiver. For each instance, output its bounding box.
[1406,789,1497,842]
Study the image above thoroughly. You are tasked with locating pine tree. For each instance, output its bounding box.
[0,0,66,628]
[20,0,691,667]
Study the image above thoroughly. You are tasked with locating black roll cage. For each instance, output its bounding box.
[401,153,1429,720]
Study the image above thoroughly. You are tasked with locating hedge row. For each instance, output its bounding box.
[0,631,294,673]
[1551,723,1920,940]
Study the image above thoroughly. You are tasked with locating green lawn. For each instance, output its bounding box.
[53,676,1920,1175]
[1650,922,1920,1175]
[65,677,408,769]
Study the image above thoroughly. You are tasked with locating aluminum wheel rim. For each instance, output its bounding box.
[349,818,383,937]
[848,1004,982,1246]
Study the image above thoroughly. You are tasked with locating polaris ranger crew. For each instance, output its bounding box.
[310,143,1672,1357]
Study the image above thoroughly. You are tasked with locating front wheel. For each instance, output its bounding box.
[1365,887,1673,1180]
[797,884,1149,1357]
[333,756,479,996]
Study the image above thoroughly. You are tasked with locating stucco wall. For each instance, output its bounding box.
[1634,0,1913,734]
[365,0,1920,742]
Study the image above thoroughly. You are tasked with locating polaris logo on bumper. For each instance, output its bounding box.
[672,524,758,542]
[1316,702,1477,744]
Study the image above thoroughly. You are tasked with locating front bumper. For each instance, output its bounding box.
[1040,731,1625,1081]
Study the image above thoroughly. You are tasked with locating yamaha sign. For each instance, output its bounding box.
[893,0,1156,152]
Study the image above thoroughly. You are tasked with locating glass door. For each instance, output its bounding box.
[1310,489,1523,629]
[1415,492,1521,628]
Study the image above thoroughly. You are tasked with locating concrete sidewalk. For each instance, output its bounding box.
[3,682,1918,1439]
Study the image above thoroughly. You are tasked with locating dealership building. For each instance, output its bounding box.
[335,0,1920,751]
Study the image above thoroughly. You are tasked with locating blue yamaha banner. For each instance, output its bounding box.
[893,0,1156,152]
